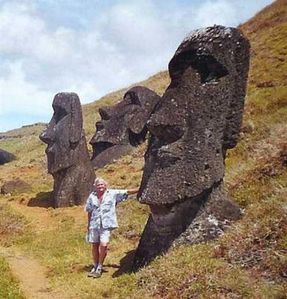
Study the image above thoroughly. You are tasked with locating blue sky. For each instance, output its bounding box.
[0,0,273,132]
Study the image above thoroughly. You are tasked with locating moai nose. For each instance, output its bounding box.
[99,107,111,120]
[39,127,55,145]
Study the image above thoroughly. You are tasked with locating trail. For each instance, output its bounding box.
[0,247,68,299]
[1,202,83,299]
[0,199,139,298]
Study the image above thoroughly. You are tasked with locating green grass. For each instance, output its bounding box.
[0,203,27,247]
[0,203,26,298]
[0,257,24,299]
[110,171,287,299]
[9,197,148,298]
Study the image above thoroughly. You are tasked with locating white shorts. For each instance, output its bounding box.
[88,228,111,244]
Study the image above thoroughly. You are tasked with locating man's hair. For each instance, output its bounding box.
[94,177,108,187]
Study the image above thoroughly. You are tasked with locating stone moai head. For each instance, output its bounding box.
[138,25,250,207]
[90,86,161,168]
[40,92,95,207]
[40,92,83,174]
[132,26,250,270]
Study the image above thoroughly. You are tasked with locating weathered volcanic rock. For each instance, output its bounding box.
[39,93,95,207]
[0,149,16,165]
[90,86,161,169]
[1,179,32,195]
[133,25,250,270]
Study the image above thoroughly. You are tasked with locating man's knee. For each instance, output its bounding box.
[92,242,100,248]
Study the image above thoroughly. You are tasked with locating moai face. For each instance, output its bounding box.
[90,86,160,167]
[138,26,250,207]
[40,93,83,174]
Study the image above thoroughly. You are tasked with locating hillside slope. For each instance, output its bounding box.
[0,0,286,298]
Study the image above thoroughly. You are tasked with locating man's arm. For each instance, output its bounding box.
[114,188,139,204]
[127,188,139,196]
[87,212,91,231]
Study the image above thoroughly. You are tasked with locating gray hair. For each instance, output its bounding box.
[94,177,108,187]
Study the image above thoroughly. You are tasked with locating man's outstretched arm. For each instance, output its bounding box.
[127,188,139,195]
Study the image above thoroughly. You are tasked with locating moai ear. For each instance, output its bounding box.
[126,87,161,135]
[69,93,83,145]
[223,31,250,149]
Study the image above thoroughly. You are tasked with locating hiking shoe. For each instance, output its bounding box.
[87,267,97,277]
[93,268,102,278]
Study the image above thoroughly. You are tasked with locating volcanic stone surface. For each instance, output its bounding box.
[40,92,95,207]
[133,25,250,270]
[90,86,161,168]
[0,149,16,165]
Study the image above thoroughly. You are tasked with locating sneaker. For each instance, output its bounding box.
[93,268,102,278]
[87,267,97,277]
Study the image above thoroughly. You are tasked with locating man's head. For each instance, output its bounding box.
[40,93,83,174]
[93,177,108,194]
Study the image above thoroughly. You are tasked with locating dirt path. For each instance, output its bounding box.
[0,201,82,299]
[0,247,68,299]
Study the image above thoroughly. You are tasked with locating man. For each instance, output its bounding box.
[85,177,138,278]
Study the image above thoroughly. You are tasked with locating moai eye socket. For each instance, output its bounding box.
[169,50,229,85]
[53,105,68,124]
[192,54,229,83]
[124,91,141,106]
[99,107,111,120]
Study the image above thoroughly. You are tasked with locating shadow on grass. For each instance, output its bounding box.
[28,191,54,208]
[82,264,93,273]
[112,250,136,278]
[81,250,135,276]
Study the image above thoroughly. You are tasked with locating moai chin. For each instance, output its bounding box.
[133,25,250,270]
[40,92,95,207]
[90,86,161,169]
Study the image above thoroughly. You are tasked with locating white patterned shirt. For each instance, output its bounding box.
[85,189,128,230]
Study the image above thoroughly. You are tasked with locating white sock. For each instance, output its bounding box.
[97,263,102,270]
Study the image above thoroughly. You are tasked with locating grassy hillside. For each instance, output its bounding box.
[0,0,286,298]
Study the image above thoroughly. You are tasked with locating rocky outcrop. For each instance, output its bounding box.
[1,179,32,195]
[39,93,95,207]
[133,25,250,270]
[90,86,161,168]
[0,149,16,165]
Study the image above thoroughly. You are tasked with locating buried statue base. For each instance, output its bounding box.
[132,182,241,270]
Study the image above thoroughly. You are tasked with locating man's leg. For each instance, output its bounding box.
[94,229,110,277]
[98,242,108,267]
[92,242,100,267]
[88,229,101,276]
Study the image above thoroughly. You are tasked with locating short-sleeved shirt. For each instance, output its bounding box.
[85,189,128,230]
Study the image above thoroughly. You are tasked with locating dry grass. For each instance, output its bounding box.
[0,257,24,299]
[0,203,27,247]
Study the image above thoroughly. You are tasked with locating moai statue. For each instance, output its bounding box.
[40,93,95,207]
[133,25,250,270]
[90,86,161,168]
